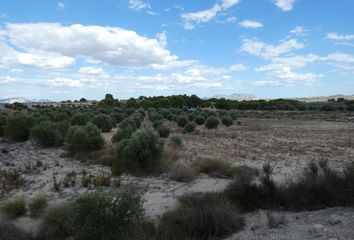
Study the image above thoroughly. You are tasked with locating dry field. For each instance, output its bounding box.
[1,110,354,239]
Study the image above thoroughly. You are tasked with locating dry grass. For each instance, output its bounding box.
[169,161,198,182]
[192,157,236,178]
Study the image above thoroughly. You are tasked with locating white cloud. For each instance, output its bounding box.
[181,0,240,29]
[240,38,305,59]
[274,0,297,11]
[129,0,151,11]
[3,23,190,70]
[326,32,354,41]
[0,13,8,18]
[78,66,109,78]
[255,64,321,85]
[221,0,240,10]
[57,2,65,10]
[290,26,309,36]
[48,78,83,88]
[239,20,263,28]
[0,76,16,84]
[229,64,247,72]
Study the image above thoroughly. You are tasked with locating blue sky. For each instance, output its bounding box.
[0,0,354,100]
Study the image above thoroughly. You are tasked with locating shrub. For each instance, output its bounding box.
[110,112,126,124]
[90,114,113,132]
[230,112,238,120]
[184,121,196,133]
[193,157,235,178]
[205,116,219,129]
[153,120,164,129]
[221,116,233,127]
[70,113,89,126]
[168,136,183,149]
[159,192,244,239]
[115,130,163,174]
[194,115,205,125]
[0,221,31,240]
[177,115,189,127]
[29,194,48,218]
[119,118,137,131]
[38,204,73,240]
[112,125,135,143]
[30,121,61,147]
[225,161,354,212]
[65,123,104,156]
[52,112,69,122]
[0,114,6,137]
[157,124,170,138]
[71,188,144,240]
[0,198,26,219]
[169,161,198,182]
[4,113,34,141]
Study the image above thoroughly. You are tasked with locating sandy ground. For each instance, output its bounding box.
[1,114,354,239]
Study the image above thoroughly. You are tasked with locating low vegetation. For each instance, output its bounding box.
[0,198,26,219]
[114,129,163,175]
[65,123,104,156]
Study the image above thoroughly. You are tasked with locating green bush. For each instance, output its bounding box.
[230,112,238,120]
[38,204,74,240]
[168,136,183,149]
[194,115,205,125]
[65,123,104,156]
[70,113,89,126]
[221,116,233,127]
[71,188,144,240]
[52,112,69,122]
[29,195,48,218]
[0,198,26,219]
[157,124,170,138]
[4,113,34,141]
[112,125,135,143]
[159,192,244,239]
[119,118,137,131]
[184,121,196,133]
[90,114,113,132]
[30,121,61,147]
[0,114,6,136]
[110,112,126,124]
[153,120,164,129]
[177,115,189,127]
[115,130,163,174]
[205,116,219,129]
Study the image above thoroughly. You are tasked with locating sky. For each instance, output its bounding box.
[0,0,354,101]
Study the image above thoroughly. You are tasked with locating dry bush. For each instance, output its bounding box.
[226,161,354,212]
[29,194,48,218]
[38,204,74,240]
[0,197,26,219]
[169,161,198,182]
[160,146,180,171]
[192,157,236,178]
[159,192,244,240]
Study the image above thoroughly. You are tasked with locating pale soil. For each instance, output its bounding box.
[1,114,354,239]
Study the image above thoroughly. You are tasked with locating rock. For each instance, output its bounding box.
[329,215,341,225]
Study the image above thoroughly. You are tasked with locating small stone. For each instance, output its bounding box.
[329,216,341,225]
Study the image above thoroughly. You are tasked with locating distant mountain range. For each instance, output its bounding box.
[210,93,260,101]
[292,94,354,103]
[0,97,53,104]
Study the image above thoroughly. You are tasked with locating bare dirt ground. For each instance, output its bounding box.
[1,111,354,239]
[168,117,354,180]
